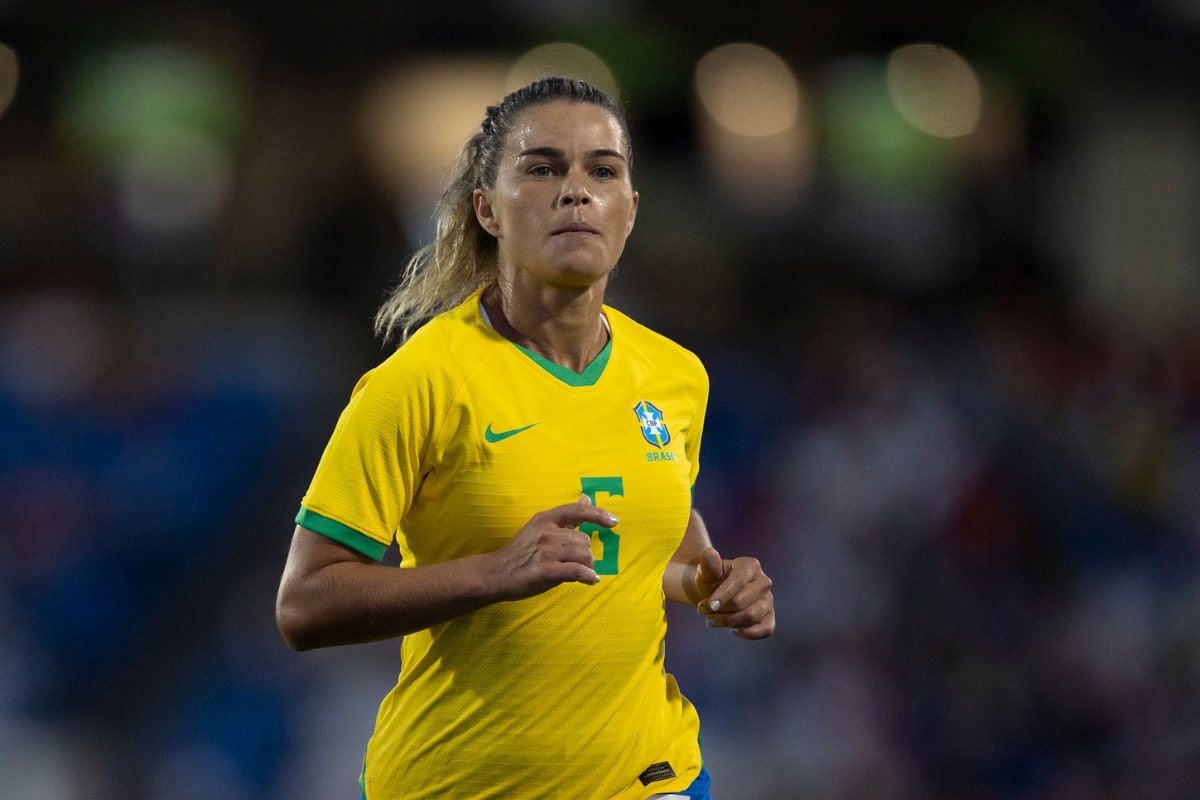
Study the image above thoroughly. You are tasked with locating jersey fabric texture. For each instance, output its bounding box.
[297,287,710,799]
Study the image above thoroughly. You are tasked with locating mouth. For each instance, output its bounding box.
[552,222,600,236]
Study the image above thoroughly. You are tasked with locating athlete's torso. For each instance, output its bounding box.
[301,291,709,799]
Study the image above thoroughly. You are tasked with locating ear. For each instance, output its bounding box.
[625,190,639,237]
[473,188,501,238]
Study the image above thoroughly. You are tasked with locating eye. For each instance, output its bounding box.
[529,164,554,177]
[593,165,616,179]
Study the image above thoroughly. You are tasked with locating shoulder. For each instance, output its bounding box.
[605,304,708,386]
[357,293,495,400]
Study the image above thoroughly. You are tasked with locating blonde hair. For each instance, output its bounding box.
[373,76,633,343]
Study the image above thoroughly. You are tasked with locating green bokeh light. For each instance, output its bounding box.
[58,42,248,165]
[821,57,963,200]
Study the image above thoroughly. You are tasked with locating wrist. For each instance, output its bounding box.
[469,550,509,601]
[664,560,703,606]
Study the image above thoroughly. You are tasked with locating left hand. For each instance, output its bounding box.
[694,546,775,640]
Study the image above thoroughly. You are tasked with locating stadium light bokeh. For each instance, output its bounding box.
[357,57,508,228]
[695,43,801,137]
[886,43,982,138]
[692,42,812,209]
[505,42,618,96]
[821,54,962,199]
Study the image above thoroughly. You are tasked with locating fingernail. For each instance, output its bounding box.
[710,599,721,612]
[607,514,619,526]
[731,629,741,636]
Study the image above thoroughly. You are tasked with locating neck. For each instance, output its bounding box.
[484,279,609,373]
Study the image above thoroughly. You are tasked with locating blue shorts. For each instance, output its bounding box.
[651,765,713,799]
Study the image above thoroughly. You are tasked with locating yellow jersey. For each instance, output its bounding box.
[296,288,709,799]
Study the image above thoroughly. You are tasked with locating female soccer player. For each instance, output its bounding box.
[276,76,775,800]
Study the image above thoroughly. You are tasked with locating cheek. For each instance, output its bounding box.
[496,200,531,240]
[607,197,636,230]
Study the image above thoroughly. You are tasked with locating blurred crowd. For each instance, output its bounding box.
[2,2,1199,798]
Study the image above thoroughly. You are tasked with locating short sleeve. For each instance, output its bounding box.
[297,355,432,561]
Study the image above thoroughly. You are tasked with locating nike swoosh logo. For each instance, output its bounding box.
[484,422,539,443]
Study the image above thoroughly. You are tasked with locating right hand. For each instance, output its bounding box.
[492,494,618,600]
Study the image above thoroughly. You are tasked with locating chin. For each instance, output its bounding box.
[556,270,611,291]
[541,261,612,287]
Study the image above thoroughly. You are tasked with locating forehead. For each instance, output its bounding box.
[503,101,628,157]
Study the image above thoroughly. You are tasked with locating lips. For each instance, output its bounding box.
[552,222,600,235]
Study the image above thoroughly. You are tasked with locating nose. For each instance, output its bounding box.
[559,171,591,206]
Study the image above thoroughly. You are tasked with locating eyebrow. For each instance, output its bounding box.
[516,146,627,162]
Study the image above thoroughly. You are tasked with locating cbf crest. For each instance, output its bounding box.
[633,400,671,448]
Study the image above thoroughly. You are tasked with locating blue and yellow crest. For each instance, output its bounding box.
[633,400,670,448]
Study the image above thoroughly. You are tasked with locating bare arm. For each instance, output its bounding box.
[276,496,618,651]
[663,508,715,607]
[663,507,776,640]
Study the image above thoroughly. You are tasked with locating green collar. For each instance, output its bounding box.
[478,298,612,387]
[511,336,611,387]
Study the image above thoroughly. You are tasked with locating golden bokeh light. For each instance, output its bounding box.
[694,43,801,137]
[506,43,618,97]
[692,43,811,207]
[886,43,982,138]
[358,58,508,197]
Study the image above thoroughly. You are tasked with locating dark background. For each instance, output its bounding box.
[2,1,1199,797]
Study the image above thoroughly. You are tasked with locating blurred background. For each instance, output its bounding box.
[2,1,1200,797]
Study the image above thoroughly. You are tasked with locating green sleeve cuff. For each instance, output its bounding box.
[295,506,389,562]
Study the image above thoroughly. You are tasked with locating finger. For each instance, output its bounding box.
[711,577,774,621]
[708,589,772,624]
[706,558,768,611]
[731,610,776,640]
[554,523,598,580]
[534,533,599,586]
[554,561,601,586]
[696,546,724,588]
[543,500,619,530]
[579,569,602,585]
[555,531,596,568]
